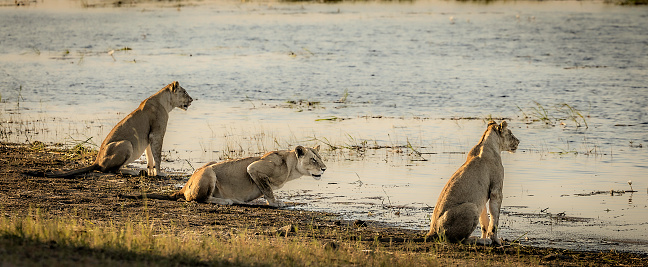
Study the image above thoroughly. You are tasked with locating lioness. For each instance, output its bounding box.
[426,121,519,246]
[47,81,193,178]
[145,146,326,207]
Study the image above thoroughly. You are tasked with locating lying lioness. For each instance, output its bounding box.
[47,81,193,178]
[146,145,326,207]
[426,121,519,246]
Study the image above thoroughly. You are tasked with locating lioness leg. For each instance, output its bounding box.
[145,145,156,176]
[145,145,167,177]
[247,160,283,207]
[487,191,503,245]
[436,202,480,243]
[148,129,166,177]
[205,197,237,205]
[479,205,489,238]
[456,206,495,246]
[97,140,133,173]
[183,166,216,202]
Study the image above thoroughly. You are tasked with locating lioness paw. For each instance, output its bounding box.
[147,168,168,177]
[268,200,286,208]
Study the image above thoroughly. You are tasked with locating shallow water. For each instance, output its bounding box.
[1,0,647,254]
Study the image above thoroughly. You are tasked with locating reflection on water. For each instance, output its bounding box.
[1,0,647,253]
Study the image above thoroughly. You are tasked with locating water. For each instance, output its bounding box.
[1,0,647,254]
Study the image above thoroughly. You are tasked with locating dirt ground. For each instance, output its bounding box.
[1,142,647,266]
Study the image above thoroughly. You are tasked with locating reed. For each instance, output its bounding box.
[518,101,589,128]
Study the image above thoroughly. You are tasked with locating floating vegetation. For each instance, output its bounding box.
[574,189,637,197]
[288,47,314,58]
[629,141,643,148]
[564,65,607,70]
[284,100,321,112]
[315,116,347,122]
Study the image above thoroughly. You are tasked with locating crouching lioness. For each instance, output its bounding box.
[148,146,326,207]
[47,81,193,178]
[426,121,519,246]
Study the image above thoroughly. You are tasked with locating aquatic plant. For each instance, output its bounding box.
[517,101,589,128]
[335,89,349,104]
[530,101,552,125]
[30,46,40,55]
[556,103,588,128]
[315,116,346,122]
[284,99,321,112]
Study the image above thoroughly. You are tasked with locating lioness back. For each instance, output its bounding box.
[209,157,262,201]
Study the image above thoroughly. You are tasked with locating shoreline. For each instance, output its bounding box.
[1,142,646,266]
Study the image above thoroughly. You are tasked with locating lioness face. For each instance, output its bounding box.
[169,81,193,111]
[498,121,519,153]
[295,145,327,180]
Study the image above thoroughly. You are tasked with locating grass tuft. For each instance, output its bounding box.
[518,101,589,128]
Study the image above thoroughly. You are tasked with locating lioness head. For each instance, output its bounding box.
[495,121,519,152]
[168,81,193,111]
[295,145,327,180]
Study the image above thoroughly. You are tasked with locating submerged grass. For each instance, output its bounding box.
[517,101,589,128]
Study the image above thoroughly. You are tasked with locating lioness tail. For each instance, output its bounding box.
[168,190,185,201]
[119,190,185,201]
[46,164,99,178]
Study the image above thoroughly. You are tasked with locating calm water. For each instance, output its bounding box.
[1,0,647,254]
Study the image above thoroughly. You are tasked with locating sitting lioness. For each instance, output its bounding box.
[426,121,519,246]
[146,146,326,207]
[47,81,193,178]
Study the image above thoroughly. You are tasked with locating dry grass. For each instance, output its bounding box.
[0,209,449,267]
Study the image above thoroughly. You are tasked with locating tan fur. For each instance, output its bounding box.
[47,81,193,178]
[426,121,519,246]
[168,145,326,207]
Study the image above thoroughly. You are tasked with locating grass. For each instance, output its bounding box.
[335,88,349,104]
[517,101,589,128]
[64,136,97,160]
[0,209,446,266]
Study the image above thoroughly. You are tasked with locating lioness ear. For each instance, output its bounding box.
[295,146,306,158]
[169,81,179,92]
[313,145,320,152]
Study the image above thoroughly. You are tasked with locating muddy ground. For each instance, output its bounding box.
[1,142,647,266]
